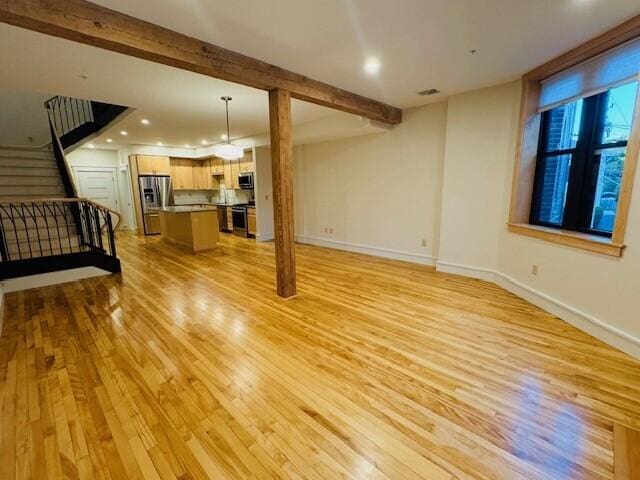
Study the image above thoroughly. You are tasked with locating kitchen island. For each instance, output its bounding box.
[150,205,219,253]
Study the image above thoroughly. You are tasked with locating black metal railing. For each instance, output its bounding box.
[45,96,94,138]
[0,199,121,279]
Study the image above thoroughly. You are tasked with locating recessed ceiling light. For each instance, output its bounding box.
[87,143,95,149]
[157,141,163,146]
[106,138,113,143]
[140,118,150,125]
[201,139,208,145]
[120,130,128,136]
[220,134,228,141]
[364,57,381,75]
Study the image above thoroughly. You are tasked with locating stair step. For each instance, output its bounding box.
[6,236,81,251]
[0,185,67,196]
[0,158,57,168]
[0,149,54,160]
[4,226,78,242]
[0,176,63,186]
[0,167,60,177]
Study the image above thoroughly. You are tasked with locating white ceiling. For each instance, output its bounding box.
[1,1,639,148]
[92,0,640,107]
[0,23,343,149]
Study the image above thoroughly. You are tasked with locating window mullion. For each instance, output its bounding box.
[562,96,597,231]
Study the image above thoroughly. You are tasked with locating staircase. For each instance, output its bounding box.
[0,95,127,281]
[0,147,66,203]
[0,198,121,279]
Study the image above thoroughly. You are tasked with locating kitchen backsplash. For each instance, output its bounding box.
[173,188,253,205]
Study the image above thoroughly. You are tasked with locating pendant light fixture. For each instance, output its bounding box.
[213,96,243,160]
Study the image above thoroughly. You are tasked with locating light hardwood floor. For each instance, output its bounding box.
[1,232,639,479]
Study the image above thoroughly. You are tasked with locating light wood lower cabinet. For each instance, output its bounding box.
[226,207,234,231]
[247,208,256,235]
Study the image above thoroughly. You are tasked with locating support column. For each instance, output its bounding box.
[268,89,296,298]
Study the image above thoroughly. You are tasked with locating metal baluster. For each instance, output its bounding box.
[47,202,62,256]
[61,203,73,253]
[0,205,10,262]
[84,202,95,250]
[106,211,116,258]
[30,202,44,258]
[19,203,33,259]
[9,204,22,260]
[94,206,104,252]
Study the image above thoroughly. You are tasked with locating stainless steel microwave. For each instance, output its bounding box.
[238,172,254,189]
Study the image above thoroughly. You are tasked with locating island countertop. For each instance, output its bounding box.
[148,205,217,214]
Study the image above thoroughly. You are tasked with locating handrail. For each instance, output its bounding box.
[0,197,123,232]
[0,198,120,265]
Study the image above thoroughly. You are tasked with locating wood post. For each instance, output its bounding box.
[268,89,296,298]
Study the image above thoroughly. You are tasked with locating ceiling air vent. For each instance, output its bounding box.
[418,88,440,96]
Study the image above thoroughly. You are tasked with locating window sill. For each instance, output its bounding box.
[507,223,625,257]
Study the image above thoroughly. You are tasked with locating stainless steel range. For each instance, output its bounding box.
[232,205,248,237]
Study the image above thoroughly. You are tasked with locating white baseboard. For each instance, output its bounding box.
[435,260,497,282]
[297,235,436,266]
[436,261,640,360]
[1,267,110,294]
[256,233,275,242]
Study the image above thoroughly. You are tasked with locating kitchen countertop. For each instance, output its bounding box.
[148,205,217,214]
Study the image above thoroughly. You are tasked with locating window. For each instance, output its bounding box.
[530,81,639,237]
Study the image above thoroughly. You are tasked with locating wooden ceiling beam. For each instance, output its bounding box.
[0,0,402,124]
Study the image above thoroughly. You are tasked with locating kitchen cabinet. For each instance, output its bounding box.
[239,151,253,173]
[170,159,194,190]
[136,155,170,175]
[231,159,240,188]
[223,159,240,189]
[208,157,224,175]
[191,161,210,190]
[247,207,256,235]
[171,159,220,191]
[226,206,233,231]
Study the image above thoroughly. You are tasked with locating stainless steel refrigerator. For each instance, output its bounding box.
[139,175,172,235]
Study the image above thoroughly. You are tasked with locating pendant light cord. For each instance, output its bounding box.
[222,96,232,144]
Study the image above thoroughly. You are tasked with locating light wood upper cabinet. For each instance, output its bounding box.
[136,155,171,175]
[170,158,220,191]
[231,159,240,189]
[209,157,224,175]
[223,159,234,189]
[239,151,253,173]
[170,159,194,190]
[192,161,209,190]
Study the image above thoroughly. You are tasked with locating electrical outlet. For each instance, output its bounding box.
[421,239,427,247]
[531,265,539,276]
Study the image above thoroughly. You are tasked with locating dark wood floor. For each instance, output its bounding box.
[1,232,639,479]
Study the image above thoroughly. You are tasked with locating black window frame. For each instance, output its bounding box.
[530,85,635,237]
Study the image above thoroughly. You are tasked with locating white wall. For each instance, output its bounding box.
[437,81,521,273]
[434,80,640,358]
[292,81,640,358]
[293,102,448,264]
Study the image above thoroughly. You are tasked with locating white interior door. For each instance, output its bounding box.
[75,169,121,229]
[76,169,119,210]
